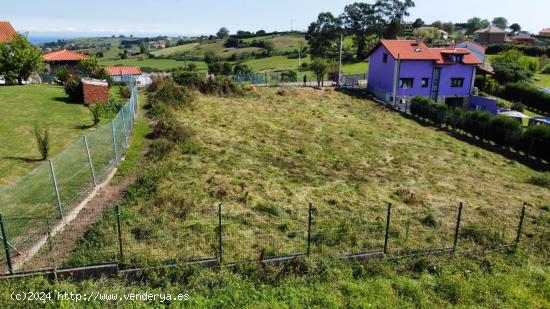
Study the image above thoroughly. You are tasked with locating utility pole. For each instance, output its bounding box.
[298,42,302,68]
[338,34,343,86]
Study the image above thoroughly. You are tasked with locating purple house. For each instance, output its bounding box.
[366,39,487,109]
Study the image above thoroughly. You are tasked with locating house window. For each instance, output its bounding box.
[451,78,464,88]
[383,53,388,63]
[421,78,429,88]
[399,78,414,89]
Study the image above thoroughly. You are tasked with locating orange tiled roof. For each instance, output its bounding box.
[431,48,483,65]
[105,66,142,76]
[373,39,440,61]
[0,21,17,43]
[367,40,482,65]
[43,49,89,62]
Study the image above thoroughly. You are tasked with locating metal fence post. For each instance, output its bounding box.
[0,215,13,274]
[384,203,392,255]
[83,136,97,186]
[307,203,313,257]
[121,110,128,147]
[515,202,527,249]
[218,203,223,265]
[452,202,463,253]
[49,159,63,219]
[116,205,124,264]
[111,120,119,165]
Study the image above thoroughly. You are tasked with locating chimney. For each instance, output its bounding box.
[415,37,423,46]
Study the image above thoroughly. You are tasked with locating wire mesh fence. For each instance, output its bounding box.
[0,81,138,274]
[1,197,547,276]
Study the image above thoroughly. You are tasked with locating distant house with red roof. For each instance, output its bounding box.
[366,39,495,112]
[43,49,89,74]
[0,21,17,43]
[539,28,550,37]
[105,66,143,84]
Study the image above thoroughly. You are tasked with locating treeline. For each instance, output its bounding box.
[410,97,550,162]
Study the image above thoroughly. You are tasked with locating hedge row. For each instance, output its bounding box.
[410,97,550,162]
[499,83,550,115]
[486,44,550,57]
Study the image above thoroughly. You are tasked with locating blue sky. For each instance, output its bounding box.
[4,0,549,37]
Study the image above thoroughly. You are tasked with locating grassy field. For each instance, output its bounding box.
[99,58,208,71]
[342,61,369,74]
[1,253,549,308]
[534,72,550,88]
[150,43,200,57]
[242,55,311,71]
[0,85,92,186]
[62,87,550,269]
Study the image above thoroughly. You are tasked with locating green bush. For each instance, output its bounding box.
[55,67,70,85]
[527,173,550,189]
[519,125,550,161]
[410,96,447,125]
[33,123,49,160]
[463,111,492,139]
[511,102,525,112]
[172,69,206,89]
[542,66,550,74]
[64,77,83,102]
[147,77,195,109]
[199,76,243,96]
[88,103,108,126]
[118,85,131,98]
[486,115,522,148]
[281,70,298,82]
[499,83,550,114]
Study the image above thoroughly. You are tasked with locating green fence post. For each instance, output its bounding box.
[49,159,63,219]
[116,205,124,265]
[218,203,223,265]
[384,203,392,255]
[0,215,13,274]
[515,202,527,250]
[307,203,313,256]
[452,202,463,254]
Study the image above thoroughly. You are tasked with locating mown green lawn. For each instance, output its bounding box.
[534,73,550,88]
[342,61,369,74]
[0,85,92,186]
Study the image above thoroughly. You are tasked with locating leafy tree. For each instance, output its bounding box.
[0,35,43,85]
[341,3,376,59]
[442,22,455,33]
[263,41,275,55]
[233,64,252,75]
[224,36,240,48]
[306,12,343,58]
[216,27,230,39]
[412,18,424,28]
[509,23,521,34]
[256,30,266,35]
[492,17,508,30]
[432,20,443,29]
[139,42,148,54]
[413,27,440,42]
[310,58,329,87]
[55,67,70,85]
[88,103,107,126]
[466,17,490,34]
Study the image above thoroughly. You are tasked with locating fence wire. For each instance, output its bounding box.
[0,82,138,274]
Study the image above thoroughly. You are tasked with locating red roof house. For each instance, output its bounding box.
[42,49,89,74]
[105,66,142,84]
[0,21,17,43]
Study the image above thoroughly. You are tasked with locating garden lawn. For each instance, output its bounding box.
[0,85,92,186]
[534,73,550,88]
[242,55,311,72]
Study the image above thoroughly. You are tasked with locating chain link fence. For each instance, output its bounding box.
[2,197,547,275]
[0,81,138,274]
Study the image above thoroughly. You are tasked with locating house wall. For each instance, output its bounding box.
[396,60,433,97]
[83,82,109,105]
[475,32,505,44]
[367,45,395,94]
[437,64,475,98]
[469,96,498,114]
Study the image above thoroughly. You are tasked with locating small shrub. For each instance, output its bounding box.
[88,103,108,126]
[199,76,243,96]
[420,214,437,227]
[460,224,502,247]
[55,67,70,85]
[64,77,83,102]
[172,70,206,89]
[280,70,298,82]
[242,83,255,92]
[118,85,131,98]
[255,203,280,216]
[147,77,195,109]
[33,123,49,160]
[486,115,522,148]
